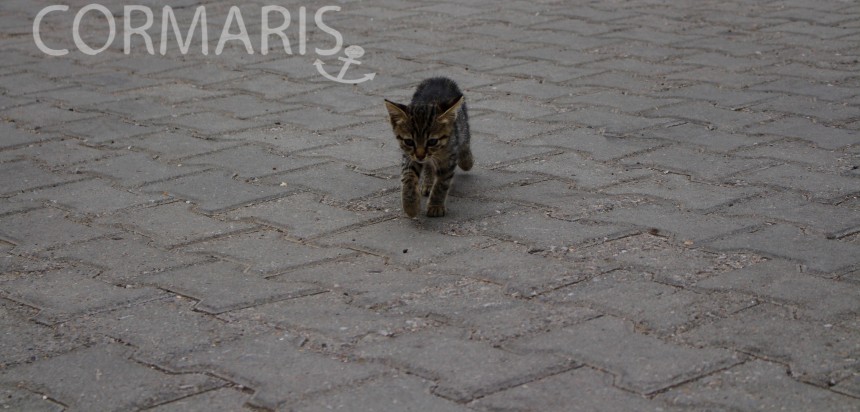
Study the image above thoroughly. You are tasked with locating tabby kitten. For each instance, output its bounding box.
[384,77,473,218]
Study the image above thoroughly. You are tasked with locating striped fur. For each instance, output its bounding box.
[384,77,473,217]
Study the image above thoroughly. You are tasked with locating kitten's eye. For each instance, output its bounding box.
[427,139,439,146]
[403,139,416,147]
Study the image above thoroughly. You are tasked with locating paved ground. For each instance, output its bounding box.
[1,0,859,410]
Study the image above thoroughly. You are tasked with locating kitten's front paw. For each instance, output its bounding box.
[426,205,446,217]
[402,198,420,218]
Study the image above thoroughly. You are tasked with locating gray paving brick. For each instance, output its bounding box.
[320,218,494,268]
[181,230,351,275]
[11,138,110,169]
[301,137,399,171]
[739,163,860,201]
[143,261,322,314]
[621,146,774,181]
[482,179,643,219]
[113,131,236,162]
[478,208,632,248]
[645,101,775,132]
[0,161,78,196]
[0,301,87,368]
[13,179,160,216]
[509,316,742,394]
[0,385,63,412]
[749,94,860,124]
[218,74,328,100]
[543,270,755,335]
[69,297,259,363]
[159,112,265,136]
[90,97,196,122]
[644,122,773,152]
[717,192,860,238]
[656,84,775,110]
[79,152,206,188]
[556,91,682,114]
[183,144,322,178]
[0,344,222,411]
[156,64,245,86]
[1,267,164,325]
[658,360,859,412]
[0,208,115,253]
[43,234,205,283]
[0,122,51,149]
[186,94,299,120]
[43,117,160,144]
[751,78,858,102]
[570,233,766,287]
[541,108,674,135]
[591,203,759,242]
[264,163,396,202]
[505,152,654,188]
[295,375,470,412]
[147,388,250,412]
[472,367,681,412]
[745,117,860,149]
[224,125,340,152]
[681,304,860,385]
[604,173,764,211]
[96,202,254,248]
[357,328,574,402]
[168,332,386,410]
[73,71,163,92]
[470,137,557,168]
[707,224,860,273]
[143,171,290,213]
[695,260,860,321]
[221,292,434,350]
[389,278,599,342]
[227,192,385,240]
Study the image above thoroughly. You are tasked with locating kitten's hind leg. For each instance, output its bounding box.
[420,163,434,197]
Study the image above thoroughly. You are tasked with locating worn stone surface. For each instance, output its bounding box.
[2,0,859,410]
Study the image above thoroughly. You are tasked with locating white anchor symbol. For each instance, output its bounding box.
[314,45,376,84]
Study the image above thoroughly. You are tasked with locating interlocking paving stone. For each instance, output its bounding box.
[96,202,254,248]
[521,128,662,160]
[79,152,207,188]
[621,145,776,181]
[680,304,860,385]
[505,151,654,188]
[604,173,763,211]
[264,163,396,202]
[182,144,322,178]
[0,208,116,253]
[227,192,386,240]
[42,234,206,283]
[181,230,351,275]
[169,332,386,410]
[0,385,64,412]
[717,192,860,238]
[471,367,682,412]
[142,261,323,314]
[146,388,250,412]
[695,260,860,321]
[356,329,575,402]
[0,267,164,325]
[320,218,495,268]
[295,375,470,412]
[509,316,743,395]
[141,171,290,213]
[12,179,159,216]
[745,117,860,149]
[423,241,604,298]
[658,360,859,411]
[590,203,758,242]
[0,161,78,196]
[0,301,87,367]
[68,297,259,363]
[2,0,860,408]
[477,209,632,249]
[706,224,860,273]
[0,344,222,411]
[220,292,434,350]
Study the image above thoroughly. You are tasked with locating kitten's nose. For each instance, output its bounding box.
[415,149,426,160]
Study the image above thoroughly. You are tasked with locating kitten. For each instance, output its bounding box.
[384,77,473,218]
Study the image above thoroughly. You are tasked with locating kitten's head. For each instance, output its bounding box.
[384,95,464,163]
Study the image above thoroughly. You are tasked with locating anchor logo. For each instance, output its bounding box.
[314,45,376,84]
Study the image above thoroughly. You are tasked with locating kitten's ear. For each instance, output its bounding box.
[384,99,409,126]
[437,95,464,124]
